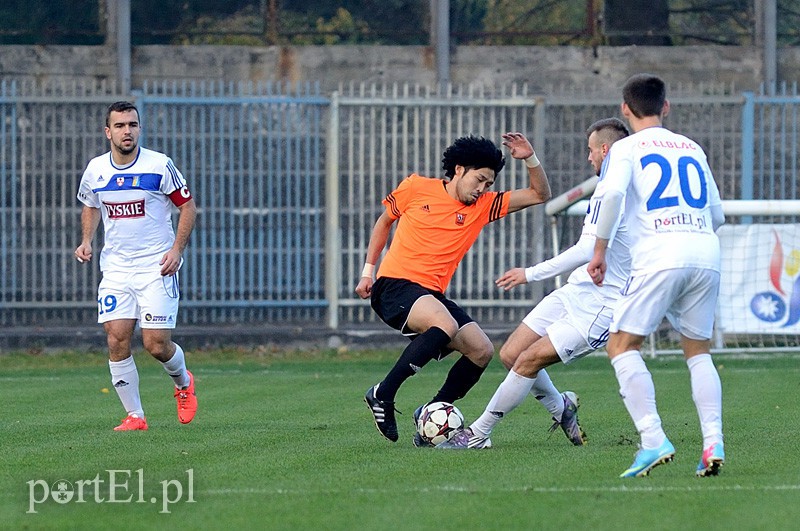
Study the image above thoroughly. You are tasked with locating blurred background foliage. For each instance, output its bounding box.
[0,0,797,46]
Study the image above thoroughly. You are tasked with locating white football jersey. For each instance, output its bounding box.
[567,170,632,303]
[77,147,190,273]
[602,126,722,275]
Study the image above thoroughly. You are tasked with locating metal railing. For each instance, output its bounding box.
[1,79,799,335]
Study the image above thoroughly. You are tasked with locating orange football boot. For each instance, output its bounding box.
[174,370,197,424]
[114,414,148,431]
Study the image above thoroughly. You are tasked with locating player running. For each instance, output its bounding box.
[438,118,631,449]
[356,133,552,443]
[75,101,198,431]
[588,74,726,477]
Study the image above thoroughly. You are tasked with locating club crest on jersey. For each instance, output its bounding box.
[116,177,125,187]
[455,213,467,226]
[132,176,140,187]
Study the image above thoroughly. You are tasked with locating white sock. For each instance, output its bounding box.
[470,370,534,437]
[529,368,564,421]
[161,343,190,389]
[611,350,665,449]
[687,353,723,448]
[109,356,144,418]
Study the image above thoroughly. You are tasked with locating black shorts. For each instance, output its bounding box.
[370,277,474,338]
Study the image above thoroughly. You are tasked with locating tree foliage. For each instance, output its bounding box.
[0,0,101,44]
[0,0,799,46]
[480,0,595,45]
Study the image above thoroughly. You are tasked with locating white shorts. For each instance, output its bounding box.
[611,268,720,340]
[97,270,181,329]
[522,284,613,364]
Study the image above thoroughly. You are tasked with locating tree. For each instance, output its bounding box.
[480,0,596,45]
[0,0,102,44]
[604,0,672,45]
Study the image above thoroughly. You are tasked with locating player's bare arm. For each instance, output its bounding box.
[587,237,609,286]
[355,211,395,299]
[501,132,552,212]
[75,206,101,263]
[160,198,197,276]
[495,267,527,291]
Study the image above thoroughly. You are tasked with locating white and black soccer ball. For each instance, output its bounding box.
[416,401,465,446]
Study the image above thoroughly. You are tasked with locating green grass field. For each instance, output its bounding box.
[1,348,798,530]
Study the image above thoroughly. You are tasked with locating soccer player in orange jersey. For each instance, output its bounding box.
[356,133,551,443]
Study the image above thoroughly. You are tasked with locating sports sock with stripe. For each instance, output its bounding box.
[687,353,724,448]
[611,350,666,449]
[470,369,534,437]
[109,355,144,418]
[376,326,451,401]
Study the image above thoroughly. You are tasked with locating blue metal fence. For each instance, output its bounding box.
[742,86,800,207]
[136,81,330,325]
[1,79,799,331]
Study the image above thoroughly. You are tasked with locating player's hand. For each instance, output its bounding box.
[160,248,182,276]
[587,254,607,286]
[74,243,92,263]
[501,132,534,161]
[495,267,528,291]
[355,277,373,299]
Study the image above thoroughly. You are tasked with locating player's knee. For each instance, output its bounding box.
[498,343,519,370]
[471,340,494,367]
[106,334,130,355]
[143,336,172,360]
[431,321,458,339]
[512,353,543,378]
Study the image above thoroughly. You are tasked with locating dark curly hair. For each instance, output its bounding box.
[441,135,505,178]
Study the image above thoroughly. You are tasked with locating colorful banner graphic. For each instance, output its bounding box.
[717,224,800,334]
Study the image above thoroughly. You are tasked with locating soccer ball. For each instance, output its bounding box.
[416,401,465,446]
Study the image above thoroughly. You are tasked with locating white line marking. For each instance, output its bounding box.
[203,484,800,496]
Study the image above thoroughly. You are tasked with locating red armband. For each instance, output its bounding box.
[168,186,193,206]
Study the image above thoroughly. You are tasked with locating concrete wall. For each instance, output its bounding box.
[1,44,799,93]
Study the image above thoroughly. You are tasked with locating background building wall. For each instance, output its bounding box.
[1,44,797,92]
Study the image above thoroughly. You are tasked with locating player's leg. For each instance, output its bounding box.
[140,328,197,424]
[608,330,661,445]
[609,330,675,476]
[98,272,147,430]
[498,322,541,369]
[430,321,494,449]
[529,299,614,445]
[145,332,190,389]
[139,272,197,424]
[519,338,587,445]
[506,294,567,418]
[469,334,556,440]
[429,320,493,404]
[105,318,148,430]
[479,325,560,437]
[669,268,724,476]
[376,295,457,402]
[366,281,457,441]
[683,337,724,476]
[610,272,681,476]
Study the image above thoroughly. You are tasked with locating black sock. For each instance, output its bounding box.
[431,355,486,403]
[377,327,451,401]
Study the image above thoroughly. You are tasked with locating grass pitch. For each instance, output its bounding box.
[1,348,798,529]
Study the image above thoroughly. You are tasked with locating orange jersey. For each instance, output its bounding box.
[377,174,510,293]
